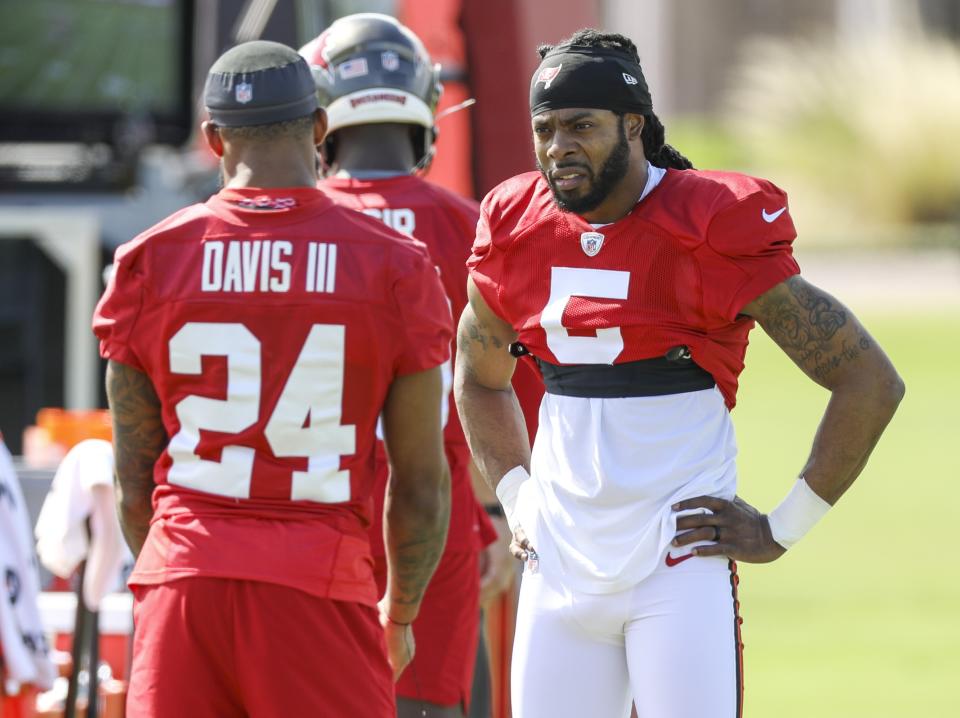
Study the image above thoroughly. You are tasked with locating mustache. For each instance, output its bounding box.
[538,161,594,185]
[551,162,591,173]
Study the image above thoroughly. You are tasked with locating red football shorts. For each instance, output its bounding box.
[126,577,394,718]
[375,549,480,710]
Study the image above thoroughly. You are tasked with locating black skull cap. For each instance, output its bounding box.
[204,40,318,127]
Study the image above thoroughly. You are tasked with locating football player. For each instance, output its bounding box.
[301,14,538,718]
[454,30,905,718]
[94,41,452,717]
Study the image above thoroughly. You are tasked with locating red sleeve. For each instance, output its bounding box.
[92,242,147,371]
[392,248,453,376]
[465,202,510,323]
[703,185,801,321]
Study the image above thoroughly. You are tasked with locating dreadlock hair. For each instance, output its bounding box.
[537,29,694,171]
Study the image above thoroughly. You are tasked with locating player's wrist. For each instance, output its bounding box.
[385,613,414,627]
[767,477,832,550]
[384,602,418,626]
[380,592,418,626]
[495,466,530,532]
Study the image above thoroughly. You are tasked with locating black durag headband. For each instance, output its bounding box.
[529,45,653,116]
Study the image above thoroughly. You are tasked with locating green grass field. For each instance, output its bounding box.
[0,0,177,112]
[733,311,960,717]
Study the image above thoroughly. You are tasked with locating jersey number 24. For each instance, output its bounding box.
[166,322,355,502]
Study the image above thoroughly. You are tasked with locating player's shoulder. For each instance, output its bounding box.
[642,169,792,251]
[329,201,434,264]
[661,168,787,213]
[112,202,211,267]
[479,171,558,244]
[235,182,434,266]
[368,175,481,225]
[482,170,549,214]
[320,175,480,230]
[415,177,480,221]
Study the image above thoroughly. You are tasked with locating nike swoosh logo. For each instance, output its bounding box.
[762,207,787,223]
[665,552,695,568]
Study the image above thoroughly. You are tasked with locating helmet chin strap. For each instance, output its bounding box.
[412,129,436,175]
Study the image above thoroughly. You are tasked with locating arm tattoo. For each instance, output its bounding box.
[105,361,166,554]
[762,276,846,356]
[753,276,873,383]
[390,500,450,610]
[458,315,503,354]
[806,332,874,383]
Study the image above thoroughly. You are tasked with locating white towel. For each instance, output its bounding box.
[34,439,130,611]
[0,439,56,694]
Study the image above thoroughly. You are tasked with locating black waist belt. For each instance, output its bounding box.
[536,355,715,399]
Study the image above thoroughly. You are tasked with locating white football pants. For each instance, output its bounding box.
[511,540,743,718]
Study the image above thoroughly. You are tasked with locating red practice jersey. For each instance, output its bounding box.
[93,187,451,606]
[321,175,478,451]
[321,174,502,552]
[468,169,801,409]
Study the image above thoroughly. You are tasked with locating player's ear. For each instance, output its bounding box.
[624,113,645,141]
[313,109,329,146]
[201,121,224,158]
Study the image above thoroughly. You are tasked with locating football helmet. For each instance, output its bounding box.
[299,13,442,166]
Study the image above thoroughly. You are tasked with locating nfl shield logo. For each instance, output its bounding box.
[580,231,605,257]
[536,64,562,89]
[235,82,253,104]
[381,51,400,72]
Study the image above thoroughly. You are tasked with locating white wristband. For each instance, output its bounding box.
[495,466,530,532]
[767,477,832,550]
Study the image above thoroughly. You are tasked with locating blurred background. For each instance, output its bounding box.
[0,0,957,716]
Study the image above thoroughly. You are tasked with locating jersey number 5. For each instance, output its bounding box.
[541,267,630,364]
[166,322,356,502]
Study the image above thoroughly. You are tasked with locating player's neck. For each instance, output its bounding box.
[579,160,650,225]
[221,146,318,189]
[333,125,417,175]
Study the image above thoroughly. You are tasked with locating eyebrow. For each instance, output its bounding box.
[533,111,598,128]
[559,112,596,126]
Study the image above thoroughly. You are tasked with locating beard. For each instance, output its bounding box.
[538,117,631,215]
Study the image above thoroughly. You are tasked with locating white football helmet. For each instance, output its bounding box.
[299,13,442,165]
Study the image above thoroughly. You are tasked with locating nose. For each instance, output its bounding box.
[546,129,576,162]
